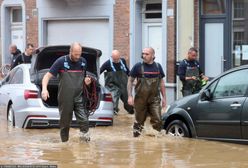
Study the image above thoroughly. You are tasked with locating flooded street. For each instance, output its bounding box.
[1,110,248,168]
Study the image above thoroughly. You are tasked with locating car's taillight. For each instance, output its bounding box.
[103,93,112,102]
[24,90,38,99]
[26,115,47,119]
[98,117,113,121]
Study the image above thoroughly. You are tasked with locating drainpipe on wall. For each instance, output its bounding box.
[176,0,180,99]
[162,0,167,80]
[129,0,135,68]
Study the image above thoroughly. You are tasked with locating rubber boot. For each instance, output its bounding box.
[60,127,70,142]
[133,122,143,137]
[79,131,90,142]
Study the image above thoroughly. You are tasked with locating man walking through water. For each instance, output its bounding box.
[127,47,166,137]
[100,50,134,115]
[41,42,92,142]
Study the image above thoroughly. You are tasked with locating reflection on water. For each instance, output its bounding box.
[1,112,248,168]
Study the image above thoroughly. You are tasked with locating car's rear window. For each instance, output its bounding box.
[35,47,98,76]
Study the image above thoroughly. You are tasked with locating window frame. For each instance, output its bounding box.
[201,0,227,16]
[10,7,23,25]
[142,0,162,23]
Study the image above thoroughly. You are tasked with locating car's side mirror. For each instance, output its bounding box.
[201,89,212,101]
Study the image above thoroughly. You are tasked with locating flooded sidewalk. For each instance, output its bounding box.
[1,111,248,168]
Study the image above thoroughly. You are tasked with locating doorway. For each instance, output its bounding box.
[142,0,162,64]
[202,20,225,78]
[143,23,162,63]
[10,8,24,51]
[199,18,229,78]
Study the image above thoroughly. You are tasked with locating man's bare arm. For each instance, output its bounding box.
[127,77,135,106]
[127,77,135,97]
[160,79,166,108]
[41,72,54,101]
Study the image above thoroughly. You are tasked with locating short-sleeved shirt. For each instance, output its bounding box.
[12,53,32,68]
[130,62,165,78]
[100,58,130,75]
[49,55,87,77]
[177,59,202,81]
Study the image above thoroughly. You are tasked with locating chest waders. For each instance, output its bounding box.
[58,56,89,142]
[133,63,162,137]
[182,60,201,97]
[104,59,134,114]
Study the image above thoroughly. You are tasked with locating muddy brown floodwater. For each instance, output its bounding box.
[1,109,248,168]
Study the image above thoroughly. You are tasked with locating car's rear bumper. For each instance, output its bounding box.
[24,117,113,128]
[14,101,113,128]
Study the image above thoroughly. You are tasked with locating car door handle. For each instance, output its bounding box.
[230,103,241,107]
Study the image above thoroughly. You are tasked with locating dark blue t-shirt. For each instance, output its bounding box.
[49,55,87,77]
[177,59,202,81]
[100,58,130,75]
[130,62,165,78]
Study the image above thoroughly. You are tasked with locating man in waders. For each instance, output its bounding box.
[178,47,208,97]
[100,50,134,115]
[41,42,92,142]
[127,47,166,137]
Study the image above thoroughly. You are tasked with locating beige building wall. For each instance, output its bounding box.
[176,0,194,98]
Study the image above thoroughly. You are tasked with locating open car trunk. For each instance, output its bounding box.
[30,45,102,107]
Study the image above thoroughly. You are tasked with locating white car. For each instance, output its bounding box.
[0,45,114,128]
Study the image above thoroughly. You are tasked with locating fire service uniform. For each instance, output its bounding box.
[49,55,89,142]
[100,58,134,114]
[130,62,165,136]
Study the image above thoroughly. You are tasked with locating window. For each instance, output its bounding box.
[234,0,244,19]
[11,8,22,23]
[202,0,226,15]
[9,68,23,84]
[213,69,248,99]
[232,0,248,67]
[207,79,218,95]
[143,2,162,20]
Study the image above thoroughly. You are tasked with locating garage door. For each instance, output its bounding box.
[47,19,110,84]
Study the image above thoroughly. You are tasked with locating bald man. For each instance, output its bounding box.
[127,47,166,137]
[9,44,21,70]
[100,50,134,115]
[42,42,92,142]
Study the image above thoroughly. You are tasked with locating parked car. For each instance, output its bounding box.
[0,45,114,128]
[163,65,248,142]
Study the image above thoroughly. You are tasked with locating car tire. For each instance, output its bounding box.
[7,104,15,127]
[166,120,190,137]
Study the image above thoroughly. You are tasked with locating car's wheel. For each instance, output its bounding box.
[166,120,189,137]
[7,105,15,127]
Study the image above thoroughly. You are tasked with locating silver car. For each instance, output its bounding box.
[0,45,114,128]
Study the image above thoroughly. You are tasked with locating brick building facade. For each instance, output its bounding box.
[113,0,130,65]
[0,0,178,103]
[25,0,38,48]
